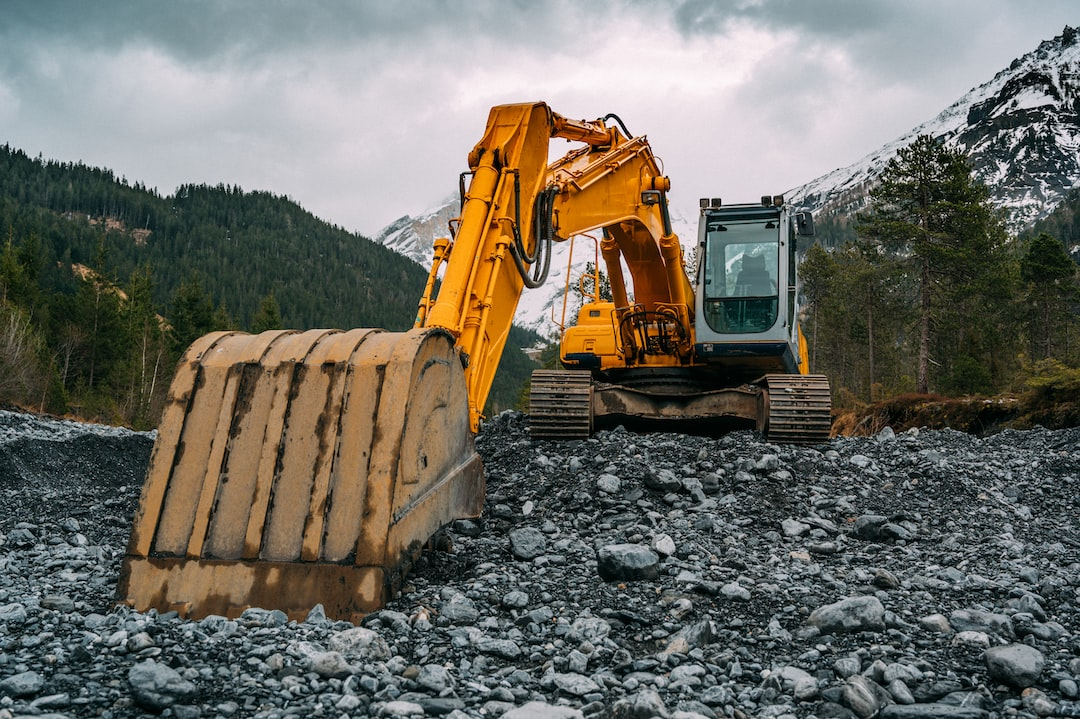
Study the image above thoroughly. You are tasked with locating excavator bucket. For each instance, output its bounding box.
[117,327,484,623]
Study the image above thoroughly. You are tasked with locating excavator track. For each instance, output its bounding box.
[762,373,832,445]
[528,369,593,439]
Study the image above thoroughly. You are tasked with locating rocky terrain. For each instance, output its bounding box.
[0,408,1079,719]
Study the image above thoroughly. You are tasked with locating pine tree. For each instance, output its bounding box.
[251,291,283,333]
[1020,232,1079,361]
[121,266,170,428]
[169,274,218,356]
[799,243,914,400]
[857,135,1013,394]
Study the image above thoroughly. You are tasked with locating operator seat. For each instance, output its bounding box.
[735,255,773,296]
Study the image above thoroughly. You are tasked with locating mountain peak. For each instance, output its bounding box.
[791,26,1080,232]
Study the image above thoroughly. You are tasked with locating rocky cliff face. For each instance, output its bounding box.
[791,26,1080,232]
[374,199,460,268]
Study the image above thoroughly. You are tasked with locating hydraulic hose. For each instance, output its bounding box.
[602,113,634,139]
[509,184,557,289]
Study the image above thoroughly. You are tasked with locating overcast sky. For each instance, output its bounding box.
[2,1,1076,237]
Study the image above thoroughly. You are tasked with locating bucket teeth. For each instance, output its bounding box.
[117,327,484,623]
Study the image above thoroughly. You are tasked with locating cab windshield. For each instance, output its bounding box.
[701,216,779,333]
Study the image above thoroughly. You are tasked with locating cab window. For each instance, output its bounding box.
[701,219,779,333]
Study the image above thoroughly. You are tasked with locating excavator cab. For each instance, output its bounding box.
[699,207,782,337]
[695,199,806,377]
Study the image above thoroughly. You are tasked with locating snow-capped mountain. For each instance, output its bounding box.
[375,27,1079,336]
[790,26,1080,231]
[373,199,695,337]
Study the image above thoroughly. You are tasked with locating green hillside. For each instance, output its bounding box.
[0,144,538,425]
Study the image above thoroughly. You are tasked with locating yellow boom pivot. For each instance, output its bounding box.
[117,328,483,622]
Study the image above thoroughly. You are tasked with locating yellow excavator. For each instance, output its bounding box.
[117,101,829,623]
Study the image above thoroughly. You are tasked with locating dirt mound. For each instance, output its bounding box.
[832,394,1022,436]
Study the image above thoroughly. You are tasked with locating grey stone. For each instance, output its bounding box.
[378,700,425,716]
[880,522,915,540]
[597,543,659,581]
[552,672,601,696]
[873,568,900,589]
[849,454,873,468]
[306,649,354,678]
[7,527,36,546]
[720,581,751,601]
[771,666,818,700]
[809,596,886,634]
[911,681,964,703]
[883,662,923,685]
[502,589,530,608]
[0,670,45,697]
[597,473,622,493]
[327,626,392,660]
[949,609,1014,638]
[1021,688,1058,717]
[645,468,682,491]
[881,705,990,718]
[651,533,677,556]
[416,664,454,692]
[782,518,811,537]
[127,660,197,711]
[303,602,327,624]
[887,678,915,704]
[852,514,888,538]
[699,685,733,706]
[509,526,548,560]
[0,603,28,625]
[478,638,522,659]
[569,615,612,642]
[39,594,75,612]
[440,592,481,624]
[834,655,862,678]
[604,688,670,718]
[984,643,1045,688]
[843,674,892,718]
[501,702,584,719]
[918,613,953,633]
[567,649,589,673]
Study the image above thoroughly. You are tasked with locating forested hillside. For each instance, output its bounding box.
[0,145,429,330]
[800,135,1080,422]
[0,144,538,425]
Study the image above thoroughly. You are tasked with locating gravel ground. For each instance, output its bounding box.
[0,408,1078,718]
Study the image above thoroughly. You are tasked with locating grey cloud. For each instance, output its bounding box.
[2,0,562,69]
[2,0,1077,234]
[667,0,1075,84]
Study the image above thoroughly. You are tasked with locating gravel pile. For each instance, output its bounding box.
[0,408,1079,718]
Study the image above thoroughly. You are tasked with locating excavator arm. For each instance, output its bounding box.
[117,102,691,622]
[415,102,694,429]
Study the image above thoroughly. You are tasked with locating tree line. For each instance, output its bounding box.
[800,135,1080,406]
[0,144,539,426]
